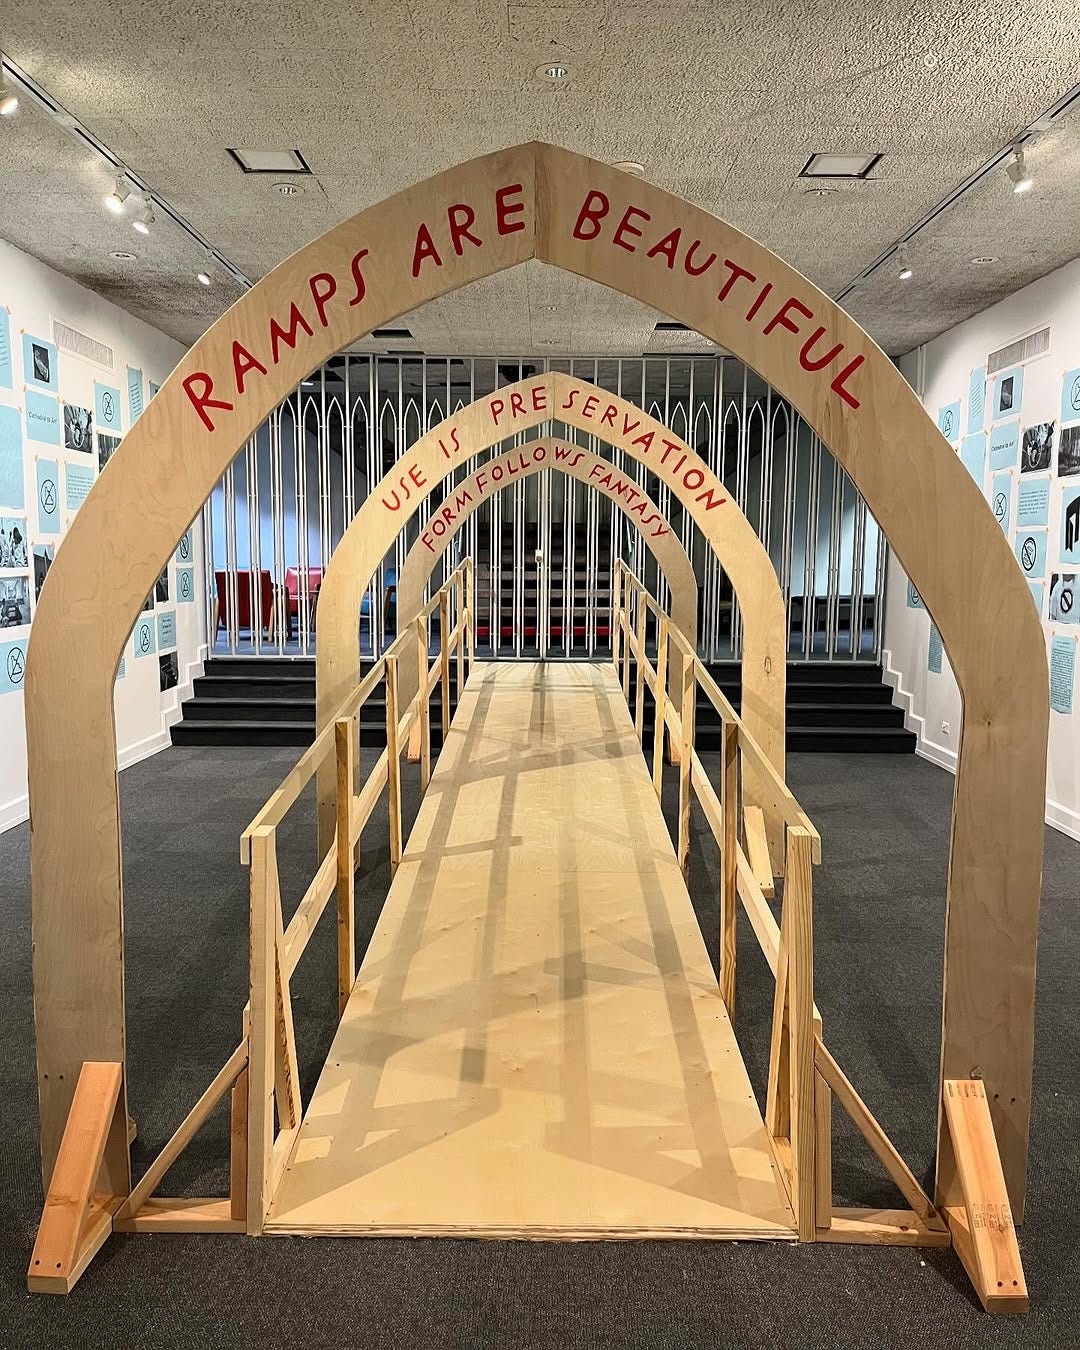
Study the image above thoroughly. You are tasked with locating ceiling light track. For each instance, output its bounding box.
[834,78,1080,306]
[0,53,251,291]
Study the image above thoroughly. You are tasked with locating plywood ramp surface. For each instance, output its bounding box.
[267,662,795,1239]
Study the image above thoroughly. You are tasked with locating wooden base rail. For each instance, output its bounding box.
[609,563,1020,1303]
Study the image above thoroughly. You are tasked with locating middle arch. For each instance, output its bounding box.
[394,439,700,723]
[316,371,787,854]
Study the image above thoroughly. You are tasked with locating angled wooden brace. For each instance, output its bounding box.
[28,1061,127,1294]
[943,1079,1028,1313]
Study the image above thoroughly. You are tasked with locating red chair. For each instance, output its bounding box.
[284,567,323,630]
[213,570,281,639]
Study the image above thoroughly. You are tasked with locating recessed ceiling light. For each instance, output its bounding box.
[803,186,837,197]
[970,255,999,265]
[104,178,130,214]
[897,244,913,281]
[226,148,311,174]
[536,62,571,82]
[109,250,137,261]
[196,271,211,286]
[800,152,882,180]
[611,161,646,178]
[274,181,304,196]
[1006,147,1032,194]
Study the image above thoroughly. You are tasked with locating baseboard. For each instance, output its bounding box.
[117,728,171,771]
[1046,798,1080,843]
[0,793,29,832]
[884,647,1078,837]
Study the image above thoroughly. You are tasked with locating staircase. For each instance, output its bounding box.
[171,655,913,752]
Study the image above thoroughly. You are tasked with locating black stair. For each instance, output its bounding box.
[171,655,913,753]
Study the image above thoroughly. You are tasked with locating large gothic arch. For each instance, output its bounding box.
[25,143,1047,1213]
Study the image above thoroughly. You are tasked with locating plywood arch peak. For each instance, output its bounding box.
[314,372,787,858]
[24,141,1046,1212]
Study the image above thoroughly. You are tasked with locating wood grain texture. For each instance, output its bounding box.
[395,442,699,727]
[266,662,794,1240]
[943,1078,1028,1312]
[26,142,1045,1209]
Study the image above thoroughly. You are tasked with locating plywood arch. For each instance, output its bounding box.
[25,142,1046,1212]
[315,373,787,859]
[392,439,700,718]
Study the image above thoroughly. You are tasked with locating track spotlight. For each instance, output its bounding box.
[0,66,17,117]
[132,201,155,235]
[104,178,130,214]
[196,271,211,286]
[897,244,912,281]
[1006,148,1032,194]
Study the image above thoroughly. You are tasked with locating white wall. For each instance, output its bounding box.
[0,239,199,831]
[884,256,1080,840]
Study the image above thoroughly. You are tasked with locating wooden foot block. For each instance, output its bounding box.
[114,1197,246,1234]
[943,1079,1028,1313]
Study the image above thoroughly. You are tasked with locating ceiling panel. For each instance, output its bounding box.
[0,0,1077,357]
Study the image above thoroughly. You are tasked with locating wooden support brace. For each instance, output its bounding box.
[634,601,646,739]
[386,653,403,874]
[652,618,668,799]
[438,591,451,737]
[785,827,816,1240]
[414,614,431,789]
[677,654,695,877]
[230,1067,248,1223]
[28,1061,126,1294]
[743,804,775,899]
[335,715,357,1017]
[943,1079,1028,1313]
[719,718,738,1015]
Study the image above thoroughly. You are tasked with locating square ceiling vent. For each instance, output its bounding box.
[799,152,882,179]
[227,148,311,174]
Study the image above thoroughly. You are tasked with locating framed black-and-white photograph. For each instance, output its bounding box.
[98,432,120,472]
[998,375,1014,412]
[1049,573,1077,623]
[1021,421,1054,473]
[32,342,51,386]
[1058,424,1080,477]
[33,543,55,601]
[63,405,93,453]
[0,575,31,627]
[155,566,169,603]
[0,516,29,569]
[159,651,179,692]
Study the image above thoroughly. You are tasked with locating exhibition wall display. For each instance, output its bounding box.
[888,254,1080,840]
[0,239,197,830]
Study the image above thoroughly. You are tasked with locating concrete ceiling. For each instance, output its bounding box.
[0,0,1078,358]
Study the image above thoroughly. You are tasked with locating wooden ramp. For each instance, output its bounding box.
[266,661,795,1240]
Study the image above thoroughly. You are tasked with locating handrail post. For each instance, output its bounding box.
[622,568,632,700]
[677,653,696,877]
[334,715,357,1018]
[612,560,622,676]
[466,557,476,672]
[455,565,466,695]
[385,654,402,875]
[634,595,646,739]
[786,825,816,1239]
[652,617,669,798]
[414,614,432,791]
[438,589,451,739]
[720,718,738,1015]
[246,825,277,1234]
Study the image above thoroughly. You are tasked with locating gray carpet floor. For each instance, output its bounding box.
[2,739,1079,1347]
